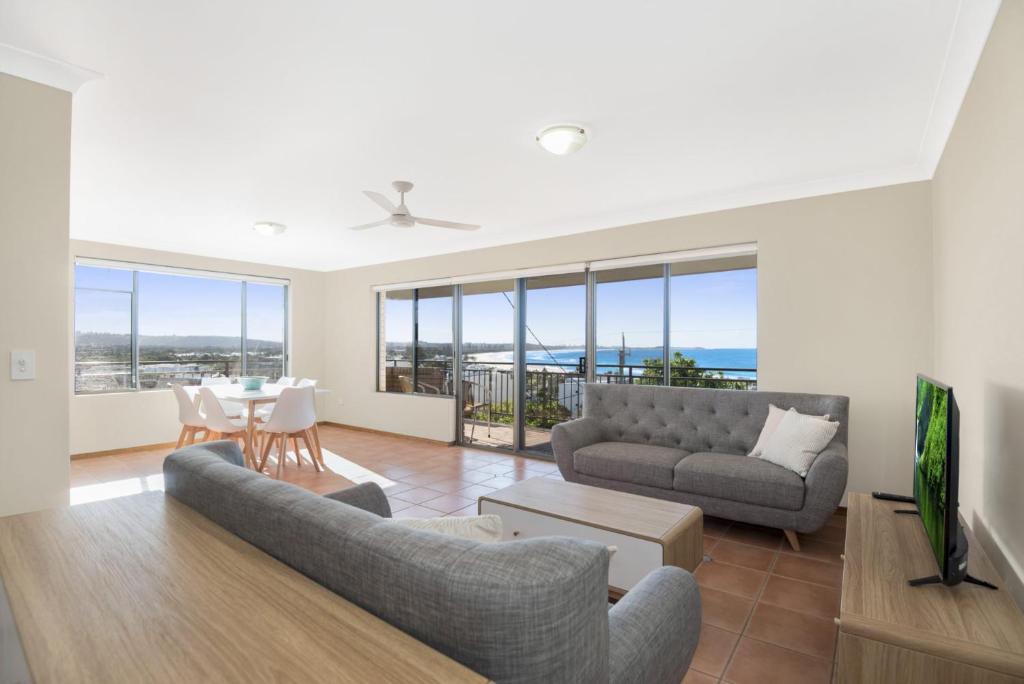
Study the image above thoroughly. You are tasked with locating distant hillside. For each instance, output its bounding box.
[75,332,282,350]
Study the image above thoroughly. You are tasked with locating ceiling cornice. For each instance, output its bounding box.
[915,0,1002,176]
[0,43,101,93]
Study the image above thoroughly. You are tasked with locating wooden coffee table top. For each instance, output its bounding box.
[479,477,700,544]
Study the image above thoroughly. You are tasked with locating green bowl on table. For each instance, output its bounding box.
[238,376,268,391]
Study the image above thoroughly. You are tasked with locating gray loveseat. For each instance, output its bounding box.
[163,441,702,684]
[552,384,849,550]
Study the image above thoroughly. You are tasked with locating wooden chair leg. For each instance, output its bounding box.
[258,432,275,472]
[301,430,322,473]
[310,423,324,466]
[784,529,800,552]
[275,434,286,479]
[238,433,253,469]
[176,426,188,449]
[291,436,302,467]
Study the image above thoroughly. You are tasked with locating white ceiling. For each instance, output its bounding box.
[0,1,1000,271]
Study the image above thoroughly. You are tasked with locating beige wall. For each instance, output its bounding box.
[69,241,327,455]
[0,74,72,515]
[323,182,934,499]
[932,0,1024,605]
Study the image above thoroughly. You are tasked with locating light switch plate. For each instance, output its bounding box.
[10,350,35,380]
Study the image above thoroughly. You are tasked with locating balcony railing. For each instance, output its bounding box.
[74,359,284,393]
[384,358,757,430]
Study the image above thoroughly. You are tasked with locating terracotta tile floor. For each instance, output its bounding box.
[690,515,845,684]
[70,425,845,682]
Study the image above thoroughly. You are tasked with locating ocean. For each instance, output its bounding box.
[468,347,757,379]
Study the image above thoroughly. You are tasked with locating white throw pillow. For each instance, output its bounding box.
[748,404,830,458]
[759,408,840,477]
[392,514,503,542]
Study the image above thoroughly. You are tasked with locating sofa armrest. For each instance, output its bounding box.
[551,417,604,480]
[323,482,392,518]
[799,440,848,533]
[608,566,701,684]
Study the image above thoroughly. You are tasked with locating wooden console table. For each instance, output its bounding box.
[0,493,487,684]
[838,492,1024,683]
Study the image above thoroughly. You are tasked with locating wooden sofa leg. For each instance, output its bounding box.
[784,529,801,552]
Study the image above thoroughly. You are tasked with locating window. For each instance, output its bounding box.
[74,265,134,393]
[73,261,288,394]
[669,263,757,389]
[378,286,454,395]
[415,287,454,395]
[379,290,414,392]
[595,264,666,384]
[374,243,757,453]
[137,271,243,389]
[246,282,288,380]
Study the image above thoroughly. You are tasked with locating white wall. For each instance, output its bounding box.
[69,241,327,454]
[0,74,71,515]
[932,0,1024,606]
[323,182,934,498]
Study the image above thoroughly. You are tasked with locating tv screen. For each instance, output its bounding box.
[914,375,956,577]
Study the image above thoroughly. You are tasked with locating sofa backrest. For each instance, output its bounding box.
[163,442,611,684]
[583,384,849,455]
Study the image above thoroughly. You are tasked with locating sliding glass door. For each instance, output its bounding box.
[375,247,759,458]
[523,273,587,455]
[460,280,516,450]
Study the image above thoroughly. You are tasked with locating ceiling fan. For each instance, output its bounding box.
[347,181,481,231]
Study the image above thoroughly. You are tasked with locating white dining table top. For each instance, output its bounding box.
[182,383,330,403]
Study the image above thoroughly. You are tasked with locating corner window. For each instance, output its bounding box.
[74,261,288,394]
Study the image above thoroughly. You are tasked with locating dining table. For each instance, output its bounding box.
[182,383,330,470]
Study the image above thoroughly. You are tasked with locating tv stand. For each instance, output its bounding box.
[837,493,1024,683]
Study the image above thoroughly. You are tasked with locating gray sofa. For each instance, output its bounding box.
[552,384,849,549]
[163,441,701,684]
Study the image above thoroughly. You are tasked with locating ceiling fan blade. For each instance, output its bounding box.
[347,218,392,231]
[413,216,481,231]
[363,190,397,213]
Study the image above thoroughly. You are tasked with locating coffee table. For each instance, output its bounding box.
[479,478,703,597]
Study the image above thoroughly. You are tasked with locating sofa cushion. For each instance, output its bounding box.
[575,442,690,489]
[673,452,805,511]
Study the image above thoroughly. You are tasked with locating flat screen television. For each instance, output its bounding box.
[913,374,962,583]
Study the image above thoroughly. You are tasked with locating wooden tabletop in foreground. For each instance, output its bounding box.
[0,493,486,684]
[480,477,700,543]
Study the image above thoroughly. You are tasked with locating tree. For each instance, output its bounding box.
[641,351,752,390]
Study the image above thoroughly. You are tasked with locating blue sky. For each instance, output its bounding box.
[75,265,286,342]
[388,268,757,349]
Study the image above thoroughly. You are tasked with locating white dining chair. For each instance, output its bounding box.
[275,376,296,386]
[198,387,256,469]
[173,384,208,447]
[201,376,245,418]
[257,385,321,478]
[255,377,315,422]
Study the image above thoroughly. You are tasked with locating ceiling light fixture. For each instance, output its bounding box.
[253,221,286,236]
[536,124,588,155]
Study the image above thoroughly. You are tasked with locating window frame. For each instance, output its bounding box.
[376,287,456,398]
[73,259,289,395]
[374,245,758,406]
